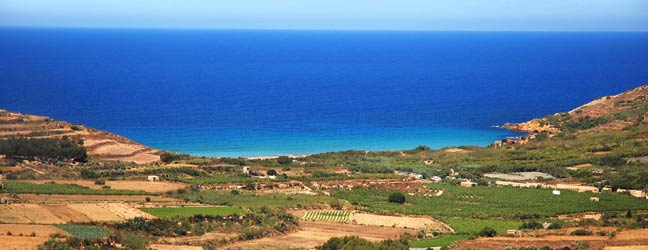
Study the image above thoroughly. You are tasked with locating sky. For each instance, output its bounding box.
[0,0,647,31]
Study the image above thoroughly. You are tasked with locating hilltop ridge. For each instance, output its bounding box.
[0,109,159,164]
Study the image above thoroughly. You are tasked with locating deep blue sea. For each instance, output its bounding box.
[1,28,648,157]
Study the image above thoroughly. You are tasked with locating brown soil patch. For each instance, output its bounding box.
[24,180,187,193]
[352,213,452,232]
[149,245,205,250]
[0,224,69,237]
[615,229,648,240]
[18,194,182,204]
[224,221,415,250]
[158,232,236,245]
[66,203,154,221]
[0,204,65,224]
[443,148,470,153]
[41,204,92,223]
[0,235,54,250]
[605,246,648,250]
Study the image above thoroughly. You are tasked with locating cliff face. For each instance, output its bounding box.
[0,109,159,164]
[506,84,648,136]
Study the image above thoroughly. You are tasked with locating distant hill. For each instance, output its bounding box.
[0,109,159,164]
[507,84,648,137]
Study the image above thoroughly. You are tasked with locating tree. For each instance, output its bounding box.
[388,192,406,204]
[478,227,497,237]
[267,169,278,176]
[277,156,292,165]
[626,210,633,218]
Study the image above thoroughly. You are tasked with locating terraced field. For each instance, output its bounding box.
[302,210,351,223]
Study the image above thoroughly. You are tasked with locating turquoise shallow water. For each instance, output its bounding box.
[1,29,647,156]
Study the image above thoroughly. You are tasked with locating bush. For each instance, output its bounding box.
[0,137,87,162]
[267,169,277,176]
[121,234,147,250]
[570,229,593,236]
[94,179,106,185]
[478,227,497,237]
[388,192,406,204]
[519,221,543,229]
[277,156,292,165]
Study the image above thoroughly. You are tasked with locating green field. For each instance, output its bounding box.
[334,184,648,219]
[140,206,245,217]
[178,190,341,208]
[410,234,470,248]
[303,210,351,223]
[0,180,148,195]
[55,224,111,239]
[441,218,522,234]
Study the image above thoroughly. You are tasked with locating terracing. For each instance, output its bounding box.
[0,109,159,164]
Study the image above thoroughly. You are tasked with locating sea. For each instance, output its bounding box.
[1,28,648,157]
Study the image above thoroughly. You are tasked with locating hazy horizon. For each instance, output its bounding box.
[1,0,647,31]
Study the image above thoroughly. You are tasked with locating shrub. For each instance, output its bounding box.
[121,234,147,250]
[570,229,593,236]
[277,156,292,165]
[478,227,497,237]
[94,179,106,185]
[388,192,406,204]
[267,169,278,176]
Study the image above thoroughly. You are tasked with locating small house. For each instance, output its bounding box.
[147,175,159,181]
[589,197,600,202]
[552,189,561,195]
[0,197,9,204]
[460,181,477,188]
[242,166,251,175]
[0,174,4,180]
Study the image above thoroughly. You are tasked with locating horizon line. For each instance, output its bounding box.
[1,25,647,33]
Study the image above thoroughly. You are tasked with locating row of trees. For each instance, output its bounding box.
[0,137,87,162]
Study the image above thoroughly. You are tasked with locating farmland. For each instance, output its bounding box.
[0,180,149,195]
[54,224,111,239]
[303,210,351,223]
[410,234,470,248]
[333,184,648,219]
[140,206,245,217]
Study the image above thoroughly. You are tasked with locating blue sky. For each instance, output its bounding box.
[0,0,647,31]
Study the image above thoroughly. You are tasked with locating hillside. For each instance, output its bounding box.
[506,84,648,136]
[0,109,159,164]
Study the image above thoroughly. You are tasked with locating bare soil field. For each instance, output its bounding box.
[18,194,182,204]
[0,204,65,224]
[0,235,54,250]
[224,221,416,250]
[456,228,648,250]
[150,244,205,250]
[24,180,187,193]
[157,232,236,245]
[42,204,92,222]
[67,203,154,221]
[0,224,69,237]
[352,213,452,232]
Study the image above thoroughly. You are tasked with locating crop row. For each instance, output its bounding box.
[303,210,351,223]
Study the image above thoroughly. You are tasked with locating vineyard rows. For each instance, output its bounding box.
[303,210,351,223]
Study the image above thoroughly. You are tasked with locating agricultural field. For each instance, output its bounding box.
[0,180,149,195]
[54,224,111,239]
[303,210,351,223]
[140,206,245,217]
[334,184,648,219]
[178,190,340,208]
[410,234,470,248]
[24,180,188,193]
[441,218,522,235]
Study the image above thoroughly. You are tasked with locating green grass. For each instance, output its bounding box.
[0,180,149,195]
[334,183,648,219]
[55,224,111,239]
[442,218,522,234]
[410,234,470,248]
[178,190,341,208]
[140,206,245,217]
